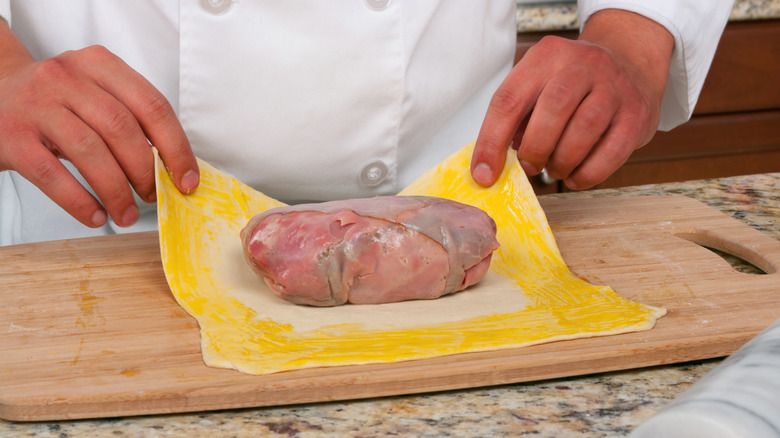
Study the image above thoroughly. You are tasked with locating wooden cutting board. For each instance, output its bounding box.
[2,195,779,421]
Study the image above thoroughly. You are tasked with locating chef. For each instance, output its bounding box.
[0,0,733,246]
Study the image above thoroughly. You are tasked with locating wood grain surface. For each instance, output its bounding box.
[2,195,779,421]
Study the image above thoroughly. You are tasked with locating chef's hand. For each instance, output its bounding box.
[470,9,674,190]
[0,20,199,228]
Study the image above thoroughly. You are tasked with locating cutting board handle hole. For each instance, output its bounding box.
[674,230,773,275]
[699,245,767,275]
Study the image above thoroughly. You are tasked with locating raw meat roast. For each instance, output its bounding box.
[240,196,500,306]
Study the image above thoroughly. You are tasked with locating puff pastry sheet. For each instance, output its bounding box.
[155,143,665,375]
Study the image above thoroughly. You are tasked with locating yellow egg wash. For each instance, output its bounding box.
[155,144,665,375]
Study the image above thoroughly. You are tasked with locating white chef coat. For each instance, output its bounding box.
[0,0,733,246]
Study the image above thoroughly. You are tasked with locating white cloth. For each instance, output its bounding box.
[0,0,733,245]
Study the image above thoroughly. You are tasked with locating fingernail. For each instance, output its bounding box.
[121,205,140,227]
[180,169,199,193]
[472,163,493,186]
[519,160,538,175]
[91,209,108,227]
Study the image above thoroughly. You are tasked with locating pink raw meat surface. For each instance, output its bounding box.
[240,196,499,306]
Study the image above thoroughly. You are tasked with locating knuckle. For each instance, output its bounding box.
[488,87,522,119]
[579,43,614,68]
[616,108,656,147]
[136,166,157,191]
[473,135,500,157]
[544,81,575,107]
[577,104,610,131]
[0,142,24,172]
[572,165,609,189]
[532,35,566,54]
[34,57,72,84]
[86,171,132,209]
[538,35,560,45]
[28,158,63,186]
[0,116,31,144]
[589,46,613,66]
[632,100,656,126]
[104,109,141,141]
[601,140,634,167]
[67,191,99,216]
[0,117,40,169]
[124,157,157,199]
[80,44,112,59]
[105,180,131,203]
[545,162,568,180]
[517,140,549,164]
[48,45,113,77]
[548,149,580,173]
[70,129,104,156]
[67,45,116,67]
[141,94,176,122]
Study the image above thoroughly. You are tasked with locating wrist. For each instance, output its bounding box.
[579,9,674,99]
[0,19,35,79]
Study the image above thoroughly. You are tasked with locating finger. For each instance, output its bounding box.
[40,107,140,227]
[67,83,158,203]
[545,89,617,180]
[564,115,640,190]
[9,136,108,228]
[510,112,531,151]
[68,46,199,193]
[471,67,542,186]
[515,67,592,177]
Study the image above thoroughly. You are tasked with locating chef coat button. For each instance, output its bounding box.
[200,0,233,15]
[359,160,388,187]
[364,0,392,11]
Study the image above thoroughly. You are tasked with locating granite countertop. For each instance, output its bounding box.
[2,172,778,437]
[517,0,780,32]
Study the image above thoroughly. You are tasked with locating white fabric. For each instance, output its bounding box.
[0,0,732,245]
[0,0,9,25]
[178,2,514,202]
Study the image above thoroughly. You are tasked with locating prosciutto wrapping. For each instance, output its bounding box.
[240,196,499,306]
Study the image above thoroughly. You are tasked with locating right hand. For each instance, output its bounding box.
[0,25,198,228]
[470,10,673,191]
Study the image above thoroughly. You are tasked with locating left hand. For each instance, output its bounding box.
[470,9,674,190]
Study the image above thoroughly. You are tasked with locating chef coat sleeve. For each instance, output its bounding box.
[577,0,734,131]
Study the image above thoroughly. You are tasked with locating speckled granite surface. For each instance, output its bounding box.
[2,174,777,437]
[517,0,780,32]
